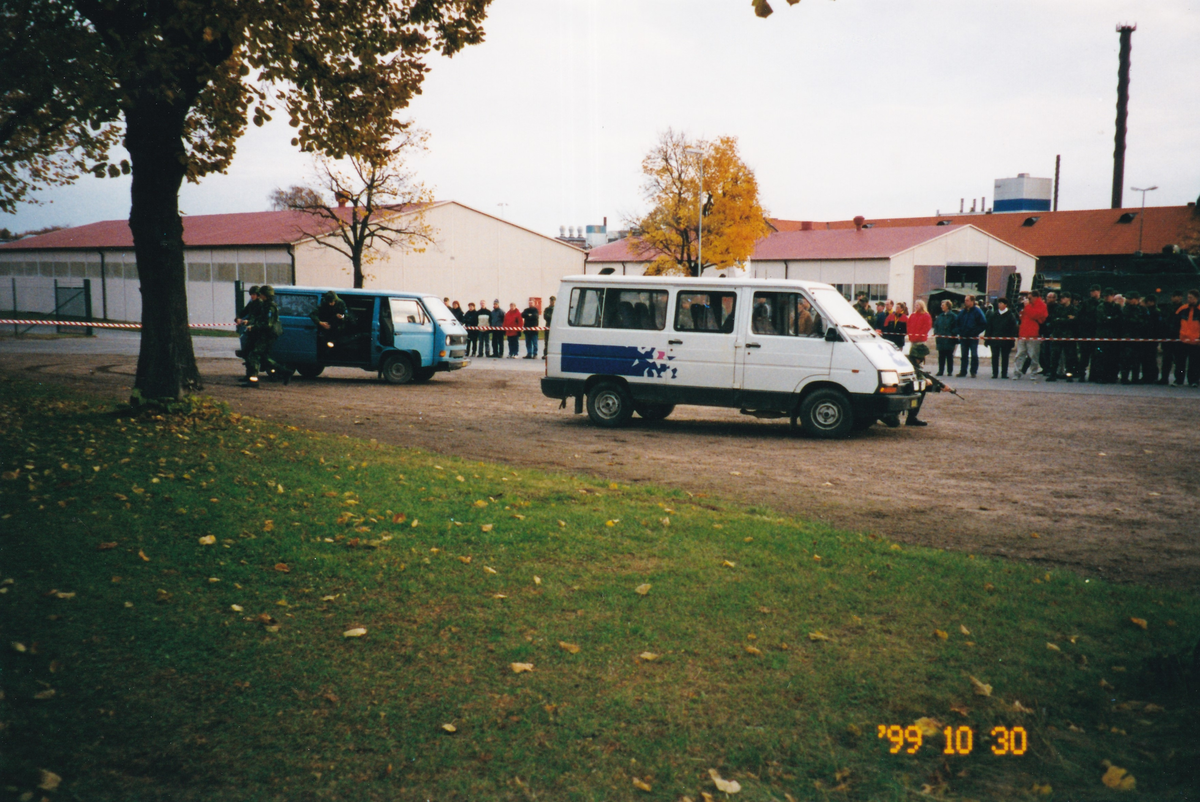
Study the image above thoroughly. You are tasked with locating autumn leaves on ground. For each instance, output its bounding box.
[1,378,1197,802]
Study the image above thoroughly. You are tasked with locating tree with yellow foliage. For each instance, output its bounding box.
[632,130,770,277]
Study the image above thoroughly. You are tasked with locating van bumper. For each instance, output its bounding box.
[541,377,583,399]
[851,392,922,417]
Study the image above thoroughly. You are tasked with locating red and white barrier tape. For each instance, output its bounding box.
[921,335,1188,343]
[0,319,236,330]
[467,326,550,332]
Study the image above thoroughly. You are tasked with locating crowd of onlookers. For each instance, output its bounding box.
[852,285,1200,387]
[448,297,556,360]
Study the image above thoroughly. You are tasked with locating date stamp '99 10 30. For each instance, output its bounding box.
[878,724,1029,756]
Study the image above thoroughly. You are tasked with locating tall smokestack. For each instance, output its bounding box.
[1053,154,1061,212]
[1112,24,1136,209]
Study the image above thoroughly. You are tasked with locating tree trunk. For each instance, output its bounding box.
[126,100,203,400]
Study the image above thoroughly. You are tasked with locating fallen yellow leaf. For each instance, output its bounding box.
[559,641,581,654]
[1013,700,1034,713]
[808,631,830,642]
[745,645,762,656]
[638,652,660,661]
[473,499,487,508]
[198,535,216,545]
[480,524,494,532]
[1130,617,1148,630]
[632,777,652,792]
[968,675,992,697]
[635,583,651,596]
[342,627,367,638]
[1047,642,1061,651]
[231,604,244,612]
[441,723,457,733]
[708,768,742,794]
[722,560,736,568]
[533,576,542,586]
[959,624,971,636]
[510,662,534,674]
[138,550,150,562]
[97,541,118,551]
[274,563,290,573]
[484,566,498,575]
[37,769,62,791]
[935,629,949,640]
[1031,782,1052,796]
[912,717,941,736]
[1101,764,1135,791]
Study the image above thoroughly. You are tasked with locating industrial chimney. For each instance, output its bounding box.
[1112,24,1136,209]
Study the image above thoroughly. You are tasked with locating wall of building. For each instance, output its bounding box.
[294,203,585,310]
[0,247,292,325]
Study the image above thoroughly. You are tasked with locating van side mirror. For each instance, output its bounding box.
[824,326,842,343]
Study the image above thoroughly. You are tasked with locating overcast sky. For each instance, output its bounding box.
[8,0,1200,238]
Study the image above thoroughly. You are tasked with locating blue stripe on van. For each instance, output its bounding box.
[561,343,677,379]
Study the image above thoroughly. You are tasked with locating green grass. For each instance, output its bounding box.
[1,376,1197,801]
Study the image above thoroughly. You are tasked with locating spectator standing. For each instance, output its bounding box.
[1012,290,1049,379]
[1174,289,1200,387]
[1047,292,1080,381]
[463,302,481,357]
[1093,288,1124,383]
[521,301,540,358]
[1158,290,1185,384]
[1039,292,1058,375]
[882,303,908,350]
[503,303,523,358]
[1077,284,1102,380]
[873,302,888,332]
[1141,294,1162,384]
[852,293,873,322]
[906,300,932,368]
[953,295,986,378]
[489,300,505,358]
[450,300,465,324]
[985,297,1018,378]
[933,300,958,376]
[1119,292,1150,384]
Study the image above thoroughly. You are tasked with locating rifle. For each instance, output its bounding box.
[914,362,967,402]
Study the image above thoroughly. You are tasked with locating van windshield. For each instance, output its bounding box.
[810,287,875,331]
[422,296,456,324]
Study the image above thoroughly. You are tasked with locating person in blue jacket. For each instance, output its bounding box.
[953,294,987,378]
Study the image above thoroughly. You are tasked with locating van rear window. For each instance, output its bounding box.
[568,287,668,330]
[277,294,318,317]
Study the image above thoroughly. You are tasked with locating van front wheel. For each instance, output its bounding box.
[796,389,854,439]
[635,402,674,421]
[587,382,634,427]
[382,355,414,385]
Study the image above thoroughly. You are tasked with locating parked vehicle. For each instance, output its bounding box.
[540,275,924,437]
[238,286,467,383]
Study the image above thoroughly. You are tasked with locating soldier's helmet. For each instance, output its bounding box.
[259,285,275,298]
[248,285,260,295]
[322,290,338,303]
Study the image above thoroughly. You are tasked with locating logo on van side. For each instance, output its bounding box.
[561,343,677,379]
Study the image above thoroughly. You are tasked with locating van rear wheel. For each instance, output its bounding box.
[587,381,634,427]
[381,355,414,385]
[296,365,324,379]
[796,389,854,439]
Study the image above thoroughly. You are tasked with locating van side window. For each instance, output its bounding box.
[568,287,604,327]
[601,289,668,330]
[390,298,430,328]
[675,291,736,333]
[277,294,319,317]
[751,292,825,337]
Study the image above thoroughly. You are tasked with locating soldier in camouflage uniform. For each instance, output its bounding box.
[241,285,286,387]
[1077,284,1101,381]
[1092,287,1123,384]
[311,290,353,356]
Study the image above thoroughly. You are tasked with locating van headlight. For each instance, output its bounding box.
[445,335,451,346]
[879,370,899,386]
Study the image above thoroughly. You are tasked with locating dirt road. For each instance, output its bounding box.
[4,347,1199,588]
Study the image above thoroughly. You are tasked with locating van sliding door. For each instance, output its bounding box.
[667,289,739,400]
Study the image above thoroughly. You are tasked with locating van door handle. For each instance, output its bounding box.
[746,342,761,348]
[668,339,682,345]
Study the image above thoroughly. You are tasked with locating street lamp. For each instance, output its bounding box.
[685,147,704,276]
[1130,185,1157,254]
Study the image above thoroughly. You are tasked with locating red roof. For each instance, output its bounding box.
[750,225,968,260]
[585,237,657,263]
[0,204,435,251]
[769,205,1199,258]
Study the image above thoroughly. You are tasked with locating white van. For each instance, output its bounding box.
[539,275,926,437]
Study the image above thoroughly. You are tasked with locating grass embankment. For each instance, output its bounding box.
[1,377,1197,801]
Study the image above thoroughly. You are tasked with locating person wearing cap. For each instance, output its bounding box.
[241,285,286,387]
[1158,289,1185,384]
[310,290,353,355]
[488,300,505,358]
[1092,287,1123,383]
[1077,284,1102,380]
[235,285,261,331]
[984,296,1018,378]
[542,295,556,359]
[1174,289,1200,387]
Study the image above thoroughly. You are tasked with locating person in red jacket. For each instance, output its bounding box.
[503,302,524,358]
[1012,290,1049,379]
[1174,289,1200,387]
[906,300,932,367]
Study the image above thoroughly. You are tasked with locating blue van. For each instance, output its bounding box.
[239,286,468,383]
